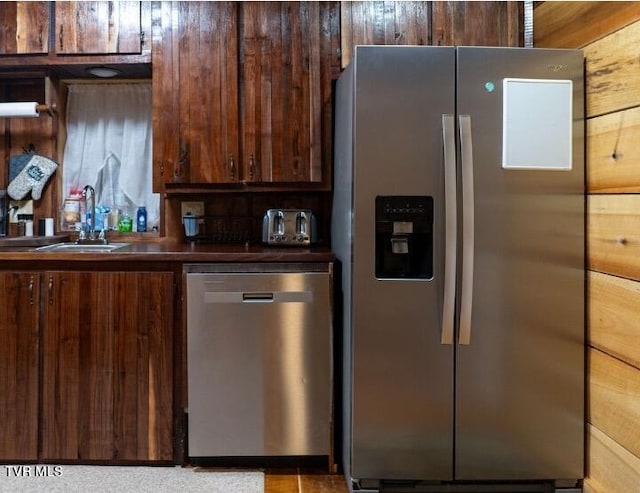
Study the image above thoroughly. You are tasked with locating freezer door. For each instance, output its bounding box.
[454,47,585,481]
[349,46,456,481]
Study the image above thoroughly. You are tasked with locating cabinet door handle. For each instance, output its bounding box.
[28,276,35,305]
[249,154,255,180]
[48,275,54,305]
[177,141,188,180]
[229,154,236,181]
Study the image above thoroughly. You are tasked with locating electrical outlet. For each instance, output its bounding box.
[181,201,205,223]
[9,200,34,223]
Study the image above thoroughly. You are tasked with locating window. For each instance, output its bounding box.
[62,82,158,230]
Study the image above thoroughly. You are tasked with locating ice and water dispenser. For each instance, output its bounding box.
[375,196,433,279]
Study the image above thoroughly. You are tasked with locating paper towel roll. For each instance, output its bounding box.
[0,102,39,118]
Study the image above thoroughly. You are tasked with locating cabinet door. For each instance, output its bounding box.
[152,1,240,187]
[55,1,142,54]
[341,1,523,67]
[0,273,39,460]
[340,1,430,68]
[0,1,49,54]
[431,1,522,47]
[240,2,335,184]
[41,271,174,461]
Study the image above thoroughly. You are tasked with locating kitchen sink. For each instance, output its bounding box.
[34,242,130,253]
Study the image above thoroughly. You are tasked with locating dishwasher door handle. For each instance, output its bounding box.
[204,291,313,304]
[242,292,274,302]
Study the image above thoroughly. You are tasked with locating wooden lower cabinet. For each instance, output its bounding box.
[41,271,174,461]
[0,273,39,460]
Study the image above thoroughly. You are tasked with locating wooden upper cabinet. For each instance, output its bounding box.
[0,1,49,54]
[153,1,338,190]
[431,1,522,47]
[152,1,240,187]
[341,1,430,68]
[341,1,523,67]
[55,1,143,55]
[240,1,336,185]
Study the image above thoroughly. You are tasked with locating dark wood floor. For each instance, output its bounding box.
[265,468,348,493]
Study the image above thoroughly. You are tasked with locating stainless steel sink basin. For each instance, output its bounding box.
[34,242,130,253]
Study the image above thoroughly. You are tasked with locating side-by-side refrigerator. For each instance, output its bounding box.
[331,46,584,492]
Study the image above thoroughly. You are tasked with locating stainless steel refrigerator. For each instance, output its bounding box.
[331,46,584,492]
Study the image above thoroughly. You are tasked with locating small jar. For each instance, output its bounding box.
[118,211,133,232]
[62,189,83,230]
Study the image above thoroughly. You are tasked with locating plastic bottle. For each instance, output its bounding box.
[136,206,147,232]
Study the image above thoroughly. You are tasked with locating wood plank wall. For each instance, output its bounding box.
[534,3,640,492]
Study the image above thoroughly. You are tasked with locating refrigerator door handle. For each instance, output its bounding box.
[459,115,474,345]
[441,114,457,345]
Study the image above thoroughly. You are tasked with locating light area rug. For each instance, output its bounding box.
[0,465,264,493]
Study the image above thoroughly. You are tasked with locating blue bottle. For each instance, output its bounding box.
[136,206,147,232]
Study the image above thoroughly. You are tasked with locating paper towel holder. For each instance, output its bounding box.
[0,102,57,118]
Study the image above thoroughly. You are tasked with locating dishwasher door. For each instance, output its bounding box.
[186,264,332,458]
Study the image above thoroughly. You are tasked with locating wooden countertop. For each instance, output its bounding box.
[0,239,335,264]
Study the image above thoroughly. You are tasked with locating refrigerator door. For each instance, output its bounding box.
[349,46,456,481]
[454,47,585,480]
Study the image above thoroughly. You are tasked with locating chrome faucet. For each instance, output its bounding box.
[82,185,95,234]
[78,185,107,244]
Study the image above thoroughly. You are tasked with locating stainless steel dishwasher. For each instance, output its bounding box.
[185,263,333,459]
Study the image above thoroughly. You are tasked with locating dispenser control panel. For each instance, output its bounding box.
[375,196,433,280]
[377,196,432,221]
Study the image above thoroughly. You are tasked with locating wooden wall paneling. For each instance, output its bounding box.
[534,1,640,49]
[589,348,640,461]
[588,194,640,281]
[0,1,49,54]
[584,20,640,119]
[585,424,640,493]
[587,107,640,193]
[588,271,640,369]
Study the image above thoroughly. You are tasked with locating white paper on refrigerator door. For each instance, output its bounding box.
[502,78,573,170]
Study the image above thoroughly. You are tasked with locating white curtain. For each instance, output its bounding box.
[63,83,159,229]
